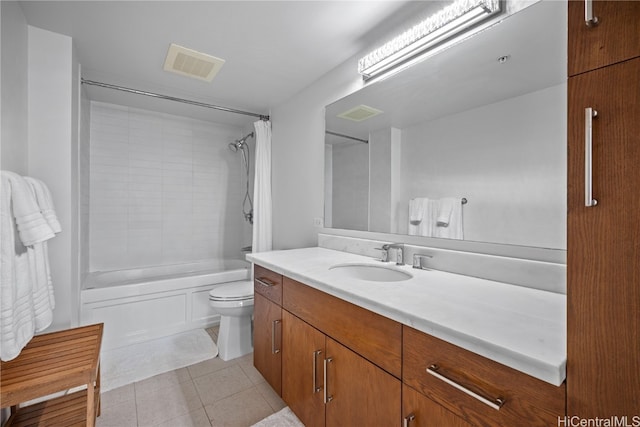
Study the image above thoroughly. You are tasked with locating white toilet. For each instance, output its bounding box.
[209,280,254,361]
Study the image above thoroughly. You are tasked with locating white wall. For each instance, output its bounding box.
[27,25,80,329]
[89,102,247,271]
[331,142,369,231]
[1,1,29,175]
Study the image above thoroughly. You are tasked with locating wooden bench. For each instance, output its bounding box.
[1,323,103,427]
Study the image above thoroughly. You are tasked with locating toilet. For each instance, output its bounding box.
[209,280,254,361]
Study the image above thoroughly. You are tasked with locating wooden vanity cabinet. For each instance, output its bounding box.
[403,384,471,427]
[403,326,565,427]
[282,277,401,427]
[253,266,283,396]
[568,0,640,76]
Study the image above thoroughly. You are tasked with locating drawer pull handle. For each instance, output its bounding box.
[585,108,598,207]
[427,365,505,411]
[271,320,281,354]
[584,0,599,27]
[403,414,415,427]
[324,357,333,404]
[256,278,275,288]
[312,350,323,393]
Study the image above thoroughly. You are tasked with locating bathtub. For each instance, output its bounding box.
[81,260,250,350]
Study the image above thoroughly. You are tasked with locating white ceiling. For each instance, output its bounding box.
[19,0,429,127]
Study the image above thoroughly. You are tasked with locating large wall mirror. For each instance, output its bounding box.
[324,1,567,250]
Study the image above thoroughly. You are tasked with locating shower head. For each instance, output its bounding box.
[228,132,254,153]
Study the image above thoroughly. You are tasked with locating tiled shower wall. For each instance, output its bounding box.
[89,101,247,272]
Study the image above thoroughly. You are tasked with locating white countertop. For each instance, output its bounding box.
[248,247,566,386]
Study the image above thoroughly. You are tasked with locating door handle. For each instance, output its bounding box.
[585,107,598,207]
[312,350,323,393]
[323,357,333,403]
[427,365,505,410]
[271,320,281,354]
[584,0,599,27]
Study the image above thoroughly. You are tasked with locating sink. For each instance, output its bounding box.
[329,263,412,282]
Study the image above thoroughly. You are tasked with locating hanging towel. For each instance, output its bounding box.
[0,171,54,246]
[25,177,61,233]
[435,197,464,240]
[409,198,424,225]
[436,197,456,227]
[1,174,36,361]
[408,198,437,237]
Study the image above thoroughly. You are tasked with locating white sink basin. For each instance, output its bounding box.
[329,263,412,282]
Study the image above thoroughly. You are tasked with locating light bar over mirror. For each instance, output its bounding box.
[358,0,501,80]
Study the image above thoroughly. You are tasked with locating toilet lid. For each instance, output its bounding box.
[209,280,254,301]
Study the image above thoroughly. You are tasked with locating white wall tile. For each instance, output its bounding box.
[89,101,246,271]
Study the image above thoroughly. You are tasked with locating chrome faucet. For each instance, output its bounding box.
[413,254,433,270]
[377,243,404,265]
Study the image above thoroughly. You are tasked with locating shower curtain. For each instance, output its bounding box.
[252,120,272,253]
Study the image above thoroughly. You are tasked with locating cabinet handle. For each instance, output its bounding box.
[312,350,323,393]
[585,108,598,207]
[427,365,505,411]
[256,278,275,287]
[403,414,416,427]
[324,357,333,403]
[271,320,281,354]
[584,0,599,27]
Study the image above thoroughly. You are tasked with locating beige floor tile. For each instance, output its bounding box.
[188,356,237,379]
[96,399,137,427]
[100,383,135,409]
[193,365,254,406]
[237,355,265,385]
[136,380,204,426]
[255,381,287,412]
[153,407,212,427]
[204,387,274,427]
[134,367,192,396]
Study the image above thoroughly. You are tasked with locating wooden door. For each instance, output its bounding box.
[567,57,640,417]
[325,337,401,427]
[568,0,640,76]
[253,293,282,395]
[282,311,326,427]
[402,385,471,427]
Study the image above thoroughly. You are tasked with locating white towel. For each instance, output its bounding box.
[409,198,424,224]
[408,198,437,237]
[436,197,456,227]
[435,197,464,240]
[1,174,36,361]
[1,171,54,246]
[25,177,61,233]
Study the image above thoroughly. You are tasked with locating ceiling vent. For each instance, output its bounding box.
[337,105,383,122]
[163,43,225,82]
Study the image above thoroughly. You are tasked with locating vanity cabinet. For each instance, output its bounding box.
[281,277,402,426]
[403,384,471,427]
[567,56,640,417]
[403,326,565,427]
[568,0,640,76]
[253,266,283,396]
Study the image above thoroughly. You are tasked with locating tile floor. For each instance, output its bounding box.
[96,327,286,427]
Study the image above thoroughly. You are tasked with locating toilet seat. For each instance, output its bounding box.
[209,281,253,302]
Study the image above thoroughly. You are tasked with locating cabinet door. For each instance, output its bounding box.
[282,311,326,427]
[403,385,470,427]
[325,337,401,427]
[568,0,640,76]
[567,57,640,417]
[253,293,282,395]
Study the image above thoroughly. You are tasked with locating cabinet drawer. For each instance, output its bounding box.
[283,277,402,378]
[403,326,565,426]
[254,265,282,305]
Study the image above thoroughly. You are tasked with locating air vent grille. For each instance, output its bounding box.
[163,44,225,82]
[337,105,383,122]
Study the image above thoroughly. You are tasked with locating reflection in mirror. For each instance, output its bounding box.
[324,1,567,249]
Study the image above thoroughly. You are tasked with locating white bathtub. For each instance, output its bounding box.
[81,260,250,350]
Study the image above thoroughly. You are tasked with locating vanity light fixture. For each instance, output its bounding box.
[358,0,501,80]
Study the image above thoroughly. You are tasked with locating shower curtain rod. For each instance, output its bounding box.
[81,78,270,121]
[325,130,368,144]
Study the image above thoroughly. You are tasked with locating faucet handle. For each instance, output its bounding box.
[374,247,389,262]
[413,254,433,269]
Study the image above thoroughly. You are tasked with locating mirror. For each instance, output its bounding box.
[324,1,567,249]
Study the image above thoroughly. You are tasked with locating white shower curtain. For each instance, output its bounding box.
[252,120,272,253]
